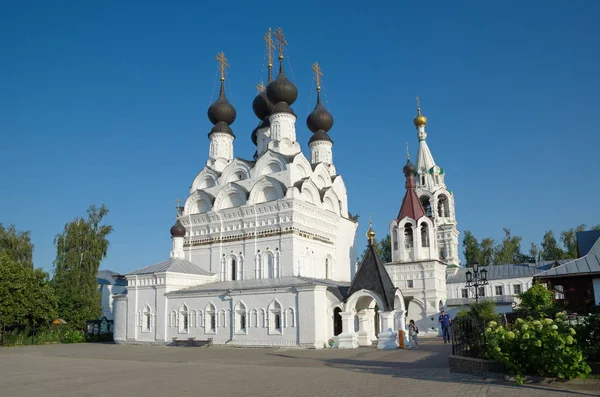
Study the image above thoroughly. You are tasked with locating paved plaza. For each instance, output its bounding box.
[0,339,597,397]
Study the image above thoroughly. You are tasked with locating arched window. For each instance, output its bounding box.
[393,227,398,251]
[255,253,263,279]
[421,224,430,248]
[178,304,189,333]
[205,303,216,333]
[438,195,449,217]
[235,302,247,333]
[404,224,414,248]
[287,308,296,327]
[421,175,426,186]
[325,257,330,279]
[420,196,432,217]
[143,305,151,332]
[269,301,282,333]
[240,314,246,329]
[265,252,275,278]
[230,257,237,281]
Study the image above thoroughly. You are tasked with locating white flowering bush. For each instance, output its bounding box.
[486,313,591,383]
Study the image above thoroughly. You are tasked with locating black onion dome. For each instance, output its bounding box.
[266,63,298,106]
[170,218,186,238]
[307,92,333,133]
[403,159,416,176]
[252,90,273,120]
[308,129,333,144]
[207,82,236,126]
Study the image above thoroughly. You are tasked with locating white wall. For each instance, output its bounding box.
[446,275,533,300]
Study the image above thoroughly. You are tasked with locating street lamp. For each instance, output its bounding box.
[465,263,489,304]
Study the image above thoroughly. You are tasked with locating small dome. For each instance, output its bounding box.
[307,92,333,133]
[308,129,333,144]
[266,64,298,106]
[252,90,273,120]
[403,159,416,176]
[413,108,427,127]
[272,101,295,115]
[170,218,186,238]
[208,82,236,126]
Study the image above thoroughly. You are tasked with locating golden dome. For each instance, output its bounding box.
[413,108,427,127]
[366,222,376,240]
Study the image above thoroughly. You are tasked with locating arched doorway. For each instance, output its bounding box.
[333,307,342,336]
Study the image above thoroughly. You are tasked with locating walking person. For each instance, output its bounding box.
[439,310,452,344]
[407,319,419,349]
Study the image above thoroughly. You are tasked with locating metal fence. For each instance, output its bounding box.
[451,317,487,358]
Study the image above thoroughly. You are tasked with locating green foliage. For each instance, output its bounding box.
[455,300,498,323]
[517,283,557,318]
[541,230,564,260]
[53,204,113,329]
[494,228,527,265]
[486,314,591,382]
[480,238,495,266]
[573,314,600,362]
[2,326,76,346]
[61,329,85,343]
[0,253,57,329]
[0,224,34,269]
[462,231,481,266]
[360,233,392,263]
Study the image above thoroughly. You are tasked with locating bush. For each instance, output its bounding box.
[486,313,591,383]
[573,314,600,362]
[516,283,557,318]
[455,300,499,323]
[61,329,85,344]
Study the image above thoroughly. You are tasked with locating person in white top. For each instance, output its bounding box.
[407,319,420,349]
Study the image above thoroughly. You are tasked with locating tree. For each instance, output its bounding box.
[462,231,481,266]
[360,233,392,263]
[480,238,495,266]
[516,283,556,318]
[494,228,525,264]
[529,242,540,263]
[53,204,113,329]
[0,224,34,268]
[560,224,587,259]
[541,230,564,260]
[0,254,57,329]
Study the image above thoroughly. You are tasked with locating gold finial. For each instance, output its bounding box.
[413,96,428,127]
[367,216,376,242]
[264,28,275,68]
[174,198,181,208]
[256,81,265,93]
[216,52,229,82]
[273,27,287,60]
[406,141,410,160]
[312,62,323,91]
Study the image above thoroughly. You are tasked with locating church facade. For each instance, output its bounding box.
[113,29,409,349]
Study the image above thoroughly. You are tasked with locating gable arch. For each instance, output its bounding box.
[322,188,341,214]
[220,159,252,184]
[213,183,248,210]
[248,177,286,205]
[311,163,333,189]
[330,176,349,217]
[292,154,311,180]
[300,179,321,207]
[191,168,219,191]
[184,190,215,214]
[252,151,287,178]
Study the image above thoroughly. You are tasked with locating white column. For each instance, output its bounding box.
[337,311,358,349]
[356,311,371,346]
[377,311,397,350]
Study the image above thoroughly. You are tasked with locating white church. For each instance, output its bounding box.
[112,28,460,349]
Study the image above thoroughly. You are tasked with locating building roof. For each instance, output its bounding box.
[576,230,600,257]
[397,159,426,221]
[446,260,571,283]
[347,237,397,311]
[535,237,600,279]
[97,270,127,286]
[127,258,215,276]
[170,276,349,295]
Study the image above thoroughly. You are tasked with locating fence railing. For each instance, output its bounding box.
[451,317,487,358]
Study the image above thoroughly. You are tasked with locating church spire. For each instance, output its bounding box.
[307,62,334,164]
[397,156,427,222]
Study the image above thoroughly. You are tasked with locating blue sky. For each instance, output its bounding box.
[1,1,599,274]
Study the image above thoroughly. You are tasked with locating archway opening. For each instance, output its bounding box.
[333,307,343,336]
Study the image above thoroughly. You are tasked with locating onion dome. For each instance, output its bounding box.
[252,90,273,120]
[266,61,298,106]
[308,130,333,144]
[403,158,416,176]
[413,107,427,127]
[207,80,236,133]
[367,222,376,241]
[307,91,333,133]
[170,218,186,238]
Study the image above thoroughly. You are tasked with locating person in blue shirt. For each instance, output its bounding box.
[439,310,452,344]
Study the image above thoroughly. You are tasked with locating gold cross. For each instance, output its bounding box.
[174,198,181,208]
[406,141,410,160]
[263,27,275,67]
[255,81,265,92]
[215,52,229,81]
[273,27,287,59]
[312,62,323,90]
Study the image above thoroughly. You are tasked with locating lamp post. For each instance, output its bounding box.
[465,263,489,304]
